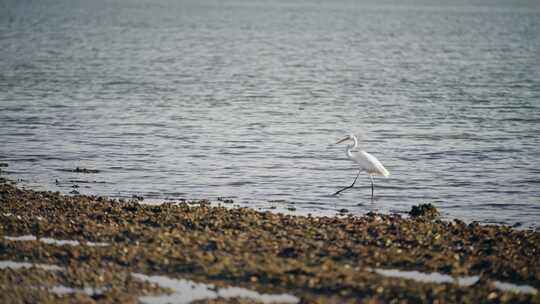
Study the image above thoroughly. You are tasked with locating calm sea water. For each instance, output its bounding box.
[1,0,539,228]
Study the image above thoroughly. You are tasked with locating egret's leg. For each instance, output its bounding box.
[334,169,362,195]
[370,175,375,200]
[351,169,362,187]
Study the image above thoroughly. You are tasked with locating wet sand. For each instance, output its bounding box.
[0,179,539,303]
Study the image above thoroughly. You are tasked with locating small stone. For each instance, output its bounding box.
[487,292,498,300]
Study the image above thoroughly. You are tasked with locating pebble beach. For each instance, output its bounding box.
[1,178,539,303]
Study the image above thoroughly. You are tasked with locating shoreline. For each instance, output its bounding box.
[1,161,536,230]
[1,179,539,303]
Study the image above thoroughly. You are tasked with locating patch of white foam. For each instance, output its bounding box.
[0,260,62,271]
[217,286,299,303]
[50,285,106,296]
[373,268,479,286]
[373,268,538,295]
[493,281,538,295]
[4,235,108,247]
[132,273,299,304]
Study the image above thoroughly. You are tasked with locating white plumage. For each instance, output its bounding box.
[334,134,389,197]
[349,150,389,177]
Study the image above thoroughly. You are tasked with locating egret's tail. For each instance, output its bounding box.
[369,166,389,178]
[381,167,390,178]
[368,161,390,177]
[376,165,390,178]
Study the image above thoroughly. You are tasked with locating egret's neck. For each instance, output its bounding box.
[346,145,353,158]
[351,136,358,149]
[345,136,358,158]
[345,137,358,158]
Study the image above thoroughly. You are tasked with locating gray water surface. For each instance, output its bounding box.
[1,0,539,228]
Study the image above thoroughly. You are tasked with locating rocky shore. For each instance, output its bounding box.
[0,179,539,303]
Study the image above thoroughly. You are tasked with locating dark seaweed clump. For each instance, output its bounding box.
[74,167,100,173]
[409,203,440,219]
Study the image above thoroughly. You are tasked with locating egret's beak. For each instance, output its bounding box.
[335,137,349,145]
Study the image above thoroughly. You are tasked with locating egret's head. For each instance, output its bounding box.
[336,133,355,145]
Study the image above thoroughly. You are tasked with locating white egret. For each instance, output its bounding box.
[334,134,389,198]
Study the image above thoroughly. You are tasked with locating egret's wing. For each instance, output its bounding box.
[350,151,390,177]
